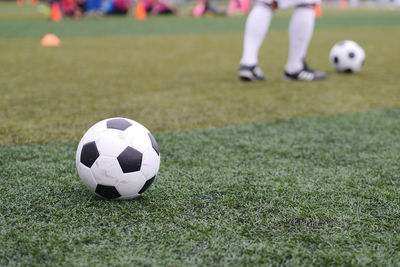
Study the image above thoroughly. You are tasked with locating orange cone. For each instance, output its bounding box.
[315,4,322,18]
[134,0,147,20]
[30,0,38,5]
[17,0,24,7]
[339,0,348,10]
[50,2,62,22]
[41,34,61,47]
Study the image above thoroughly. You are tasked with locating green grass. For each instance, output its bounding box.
[1,24,400,144]
[1,8,400,38]
[1,109,400,266]
[1,4,400,266]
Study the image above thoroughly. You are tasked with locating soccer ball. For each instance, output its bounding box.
[329,40,366,73]
[76,117,160,200]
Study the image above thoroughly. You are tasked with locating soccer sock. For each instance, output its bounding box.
[240,4,273,66]
[285,6,315,74]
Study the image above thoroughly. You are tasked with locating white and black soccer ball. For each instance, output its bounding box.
[76,118,160,200]
[329,40,366,73]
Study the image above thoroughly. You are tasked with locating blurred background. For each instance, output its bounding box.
[1,0,399,21]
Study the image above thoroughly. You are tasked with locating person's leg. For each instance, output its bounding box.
[240,3,274,66]
[227,0,239,15]
[285,5,314,74]
[101,0,114,14]
[238,2,275,81]
[283,4,327,80]
[192,0,206,17]
[239,0,252,14]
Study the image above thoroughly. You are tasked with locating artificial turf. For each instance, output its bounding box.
[1,4,400,266]
[0,9,400,144]
[1,12,400,38]
[1,109,400,266]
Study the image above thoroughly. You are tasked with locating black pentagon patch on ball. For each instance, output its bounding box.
[148,133,159,155]
[333,56,339,64]
[117,146,142,173]
[139,176,156,194]
[80,141,99,168]
[107,118,132,131]
[348,51,355,59]
[344,68,353,73]
[95,184,121,199]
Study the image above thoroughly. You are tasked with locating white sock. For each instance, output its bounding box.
[240,4,273,66]
[285,7,315,74]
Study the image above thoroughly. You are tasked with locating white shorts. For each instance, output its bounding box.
[256,0,320,9]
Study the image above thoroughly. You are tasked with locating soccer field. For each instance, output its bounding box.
[1,4,400,266]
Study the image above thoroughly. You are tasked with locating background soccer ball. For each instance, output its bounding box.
[329,40,366,73]
[76,117,160,200]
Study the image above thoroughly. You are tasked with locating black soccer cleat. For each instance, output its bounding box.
[238,65,266,81]
[283,62,327,81]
